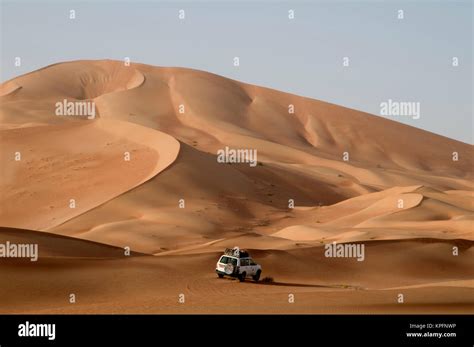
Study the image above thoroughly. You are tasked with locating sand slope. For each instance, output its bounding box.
[0,119,179,230]
[0,60,473,313]
[0,227,143,258]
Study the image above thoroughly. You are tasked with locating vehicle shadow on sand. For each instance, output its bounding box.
[248,280,356,289]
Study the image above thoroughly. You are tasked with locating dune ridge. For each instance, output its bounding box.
[0,60,473,313]
[0,118,180,230]
[1,59,472,249]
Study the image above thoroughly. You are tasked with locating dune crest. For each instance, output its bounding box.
[0,82,22,97]
[1,60,472,251]
[0,118,179,230]
[0,60,473,314]
[78,64,145,100]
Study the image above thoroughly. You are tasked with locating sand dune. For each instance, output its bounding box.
[0,82,21,97]
[0,227,143,258]
[0,60,472,313]
[1,60,145,100]
[0,118,179,230]
[271,186,473,243]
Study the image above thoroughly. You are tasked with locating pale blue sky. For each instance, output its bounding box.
[1,0,472,143]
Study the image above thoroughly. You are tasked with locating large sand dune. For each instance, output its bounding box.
[0,118,179,230]
[0,60,472,313]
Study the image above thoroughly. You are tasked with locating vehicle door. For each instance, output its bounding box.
[240,258,250,275]
[248,258,258,275]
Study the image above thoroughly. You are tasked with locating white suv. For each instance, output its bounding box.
[215,247,262,282]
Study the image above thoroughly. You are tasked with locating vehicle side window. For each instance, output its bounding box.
[249,259,256,265]
[230,258,237,266]
[220,256,229,264]
[241,259,249,266]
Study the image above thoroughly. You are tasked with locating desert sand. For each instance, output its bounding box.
[0,60,473,313]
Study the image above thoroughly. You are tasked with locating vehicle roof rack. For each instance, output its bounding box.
[224,247,250,258]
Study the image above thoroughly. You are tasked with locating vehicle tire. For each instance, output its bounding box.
[239,272,246,282]
[217,273,224,278]
[253,270,261,282]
